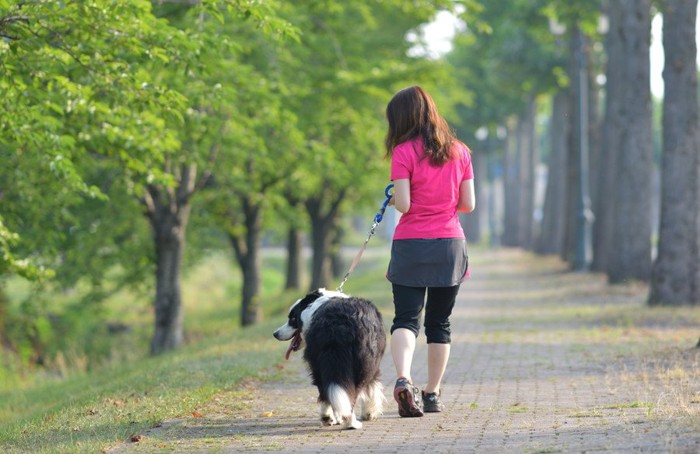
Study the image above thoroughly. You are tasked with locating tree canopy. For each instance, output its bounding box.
[3,0,697,367]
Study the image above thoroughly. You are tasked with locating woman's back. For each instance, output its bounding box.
[391,136,472,240]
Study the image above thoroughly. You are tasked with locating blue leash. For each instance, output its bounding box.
[373,183,395,224]
[336,183,394,293]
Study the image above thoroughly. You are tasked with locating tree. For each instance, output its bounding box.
[649,0,700,306]
[279,1,461,290]
[0,0,297,354]
[591,0,623,272]
[516,95,538,249]
[281,191,307,290]
[143,1,298,345]
[0,1,184,284]
[537,90,570,255]
[180,5,305,326]
[606,0,653,283]
[0,0,202,363]
[218,73,303,326]
[447,0,566,250]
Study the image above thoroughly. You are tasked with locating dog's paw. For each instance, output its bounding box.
[320,415,338,426]
[320,402,338,426]
[343,416,362,430]
[360,412,380,422]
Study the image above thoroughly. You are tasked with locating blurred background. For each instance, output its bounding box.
[1,0,698,385]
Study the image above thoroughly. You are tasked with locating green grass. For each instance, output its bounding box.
[508,403,529,413]
[0,320,285,453]
[1,251,304,392]
[600,401,654,415]
[0,247,394,453]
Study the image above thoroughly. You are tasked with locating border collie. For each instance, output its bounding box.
[273,288,386,429]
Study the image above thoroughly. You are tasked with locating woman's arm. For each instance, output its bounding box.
[457,179,476,213]
[392,178,411,213]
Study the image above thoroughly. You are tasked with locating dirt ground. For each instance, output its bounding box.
[112,248,700,453]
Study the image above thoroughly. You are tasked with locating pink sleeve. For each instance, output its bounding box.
[462,146,474,180]
[391,145,411,180]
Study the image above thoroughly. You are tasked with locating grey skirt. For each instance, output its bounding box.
[387,238,468,287]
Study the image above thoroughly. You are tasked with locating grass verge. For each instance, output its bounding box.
[0,317,289,454]
[0,248,394,454]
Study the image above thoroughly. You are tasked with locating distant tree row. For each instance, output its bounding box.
[445,0,700,309]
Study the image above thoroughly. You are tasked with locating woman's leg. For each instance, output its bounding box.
[390,284,427,417]
[390,284,426,382]
[425,343,450,394]
[423,285,460,393]
[391,328,416,380]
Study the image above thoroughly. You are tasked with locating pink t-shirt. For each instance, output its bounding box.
[390,136,474,240]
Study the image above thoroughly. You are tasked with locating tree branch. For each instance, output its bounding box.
[176,163,197,206]
[228,231,247,266]
[0,15,29,40]
[193,123,225,193]
[141,185,159,222]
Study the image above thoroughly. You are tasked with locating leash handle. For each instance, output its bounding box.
[373,183,395,224]
[337,183,394,293]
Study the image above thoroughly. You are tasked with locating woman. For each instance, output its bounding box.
[385,85,475,417]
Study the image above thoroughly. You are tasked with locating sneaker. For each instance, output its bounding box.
[393,377,424,417]
[422,390,445,412]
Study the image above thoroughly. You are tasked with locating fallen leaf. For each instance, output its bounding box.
[192,411,203,418]
[111,399,126,408]
[130,434,144,443]
[262,411,274,417]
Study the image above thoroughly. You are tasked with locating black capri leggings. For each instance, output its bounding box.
[390,283,460,344]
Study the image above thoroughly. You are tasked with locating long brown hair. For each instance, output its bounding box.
[384,85,461,166]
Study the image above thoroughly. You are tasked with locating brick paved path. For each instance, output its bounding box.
[123,249,700,453]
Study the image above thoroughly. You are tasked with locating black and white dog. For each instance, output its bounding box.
[273,288,386,429]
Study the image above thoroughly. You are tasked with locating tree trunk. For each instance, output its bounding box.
[587,43,602,231]
[308,216,332,290]
[0,285,9,349]
[229,196,263,326]
[460,136,486,244]
[330,223,345,279]
[144,169,197,354]
[563,82,577,265]
[501,119,520,247]
[518,95,537,250]
[150,214,187,354]
[537,91,569,255]
[284,226,303,290]
[305,187,346,290]
[649,0,700,306]
[563,24,595,269]
[592,4,624,272]
[514,115,528,247]
[607,0,653,283]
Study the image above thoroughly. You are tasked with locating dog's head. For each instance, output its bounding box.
[273,288,348,359]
